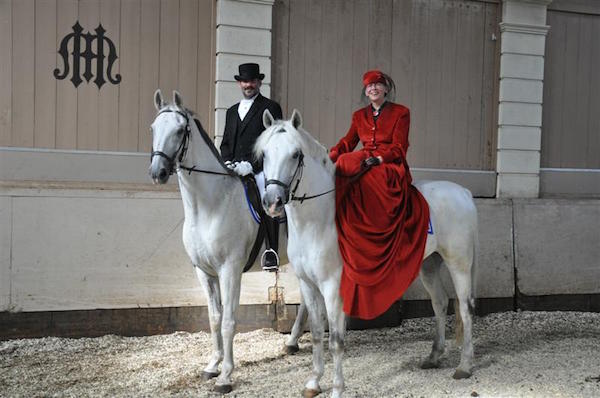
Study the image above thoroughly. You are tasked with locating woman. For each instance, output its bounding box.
[329,70,430,320]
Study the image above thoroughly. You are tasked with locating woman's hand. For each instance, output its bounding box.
[328,149,339,163]
[363,156,382,167]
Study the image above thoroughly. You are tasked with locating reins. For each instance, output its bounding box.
[265,151,371,204]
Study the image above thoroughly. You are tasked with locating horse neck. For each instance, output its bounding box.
[177,122,238,216]
[286,155,335,228]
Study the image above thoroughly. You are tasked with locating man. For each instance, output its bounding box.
[220,63,283,271]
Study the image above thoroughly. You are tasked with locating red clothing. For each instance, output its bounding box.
[330,102,430,320]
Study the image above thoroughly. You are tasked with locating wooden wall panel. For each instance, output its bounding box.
[119,0,141,151]
[11,0,35,148]
[482,2,499,169]
[34,0,57,149]
[1,0,214,154]
[271,0,289,118]
[542,11,600,169]
[76,0,100,150]
[158,0,180,100]
[55,0,78,150]
[178,0,199,112]
[318,0,338,143]
[98,0,120,151]
[195,0,216,136]
[273,0,498,170]
[333,0,354,139]
[138,0,160,153]
[286,0,307,129]
[587,18,600,168]
[0,0,12,146]
[302,0,323,141]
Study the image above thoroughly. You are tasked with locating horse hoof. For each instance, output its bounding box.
[201,371,219,381]
[420,360,439,369]
[284,344,300,355]
[214,383,233,394]
[452,369,472,379]
[302,388,321,398]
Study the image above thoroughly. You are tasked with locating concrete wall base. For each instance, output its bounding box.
[3,294,599,340]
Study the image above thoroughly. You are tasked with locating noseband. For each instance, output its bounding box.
[265,152,304,204]
[150,109,191,175]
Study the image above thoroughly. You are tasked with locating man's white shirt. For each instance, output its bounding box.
[238,94,258,121]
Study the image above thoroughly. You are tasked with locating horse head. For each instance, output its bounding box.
[256,109,333,217]
[149,89,192,184]
[254,109,304,216]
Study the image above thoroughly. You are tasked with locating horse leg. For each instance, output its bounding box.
[214,268,243,393]
[194,268,223,380]
[321,279,345,398]
[419,255,448,369]
[300,280,325,397]
[446,262,474,379]
[285,297,308,354]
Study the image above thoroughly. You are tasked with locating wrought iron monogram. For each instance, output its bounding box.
[54,21,122,88]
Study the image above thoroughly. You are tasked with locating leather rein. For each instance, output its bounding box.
[265,151,373,205]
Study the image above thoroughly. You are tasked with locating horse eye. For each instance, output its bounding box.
[293,151,300,159]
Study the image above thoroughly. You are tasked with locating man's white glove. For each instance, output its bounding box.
[233,161,253,177]
[224,160,236,170]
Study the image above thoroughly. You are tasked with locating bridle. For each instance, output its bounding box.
[264,151,336,204]
[265,152,305,204]
[264,148,376,204]
[150,109,192,176]
[150,108,230,177]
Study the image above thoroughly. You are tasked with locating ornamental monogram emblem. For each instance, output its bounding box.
[54,21,122,88]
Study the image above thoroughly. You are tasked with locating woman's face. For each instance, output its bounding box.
[364,82,387,105]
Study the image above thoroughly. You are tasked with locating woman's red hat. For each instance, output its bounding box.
[362,70,386,86]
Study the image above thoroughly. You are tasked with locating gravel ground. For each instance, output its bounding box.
[1,311,599,397]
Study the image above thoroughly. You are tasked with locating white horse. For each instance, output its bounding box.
[149,90,289,394]
[255,109,478,395]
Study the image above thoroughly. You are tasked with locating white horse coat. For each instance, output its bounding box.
[149,90,288,394]
[256,109,478,397]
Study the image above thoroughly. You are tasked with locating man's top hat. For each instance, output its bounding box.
[234,63,265,81]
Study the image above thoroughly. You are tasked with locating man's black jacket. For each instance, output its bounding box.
[220,94,282,172]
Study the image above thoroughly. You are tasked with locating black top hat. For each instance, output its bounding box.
[234,63,265,81]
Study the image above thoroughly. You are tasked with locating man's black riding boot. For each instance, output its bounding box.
[261,216,280,272]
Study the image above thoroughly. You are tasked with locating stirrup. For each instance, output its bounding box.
[261,248,280,272]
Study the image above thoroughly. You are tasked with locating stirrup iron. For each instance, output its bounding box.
[261,248,280,271]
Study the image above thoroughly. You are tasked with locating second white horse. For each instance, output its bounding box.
[256,109,478,397]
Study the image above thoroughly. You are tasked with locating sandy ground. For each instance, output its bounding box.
[1,310,599,397]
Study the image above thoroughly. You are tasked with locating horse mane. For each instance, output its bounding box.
[254,120,335,175]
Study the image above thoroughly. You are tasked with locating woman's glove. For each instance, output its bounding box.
[363,156,381,167]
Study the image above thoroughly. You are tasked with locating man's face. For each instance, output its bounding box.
[239,79,261,99]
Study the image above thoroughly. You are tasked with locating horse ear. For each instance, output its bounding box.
[154,89,164,111]
[263,109,275,128]
[173,90,183,108]
[291,109,303,129]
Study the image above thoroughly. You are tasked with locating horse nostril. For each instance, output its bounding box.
[262,197,267,207]
[158,168,168,180]
[276,196,283,207]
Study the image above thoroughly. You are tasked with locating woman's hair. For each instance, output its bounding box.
[360,72,396,103]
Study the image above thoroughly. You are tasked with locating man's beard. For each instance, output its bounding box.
[242,87,259,99]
